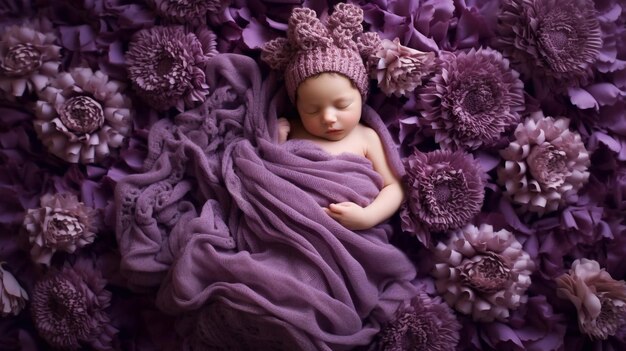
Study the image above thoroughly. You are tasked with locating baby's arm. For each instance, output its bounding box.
[277,117,291,143]
[324,127,404,230]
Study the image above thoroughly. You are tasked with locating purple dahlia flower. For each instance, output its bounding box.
[497,111,590,215]
[431,224,535,322]
[31,259,117,350]
[421,48,525,150]
[189,301,314,350]
[147,0,227,23]
[0,19,61,97]
[33,67,133,164]
[0,263,28,317]
[126,26,217,112]
[22,193,98,266]
[556,258,626,340]
[400,149,485,247]
[372,38,437,97]
[377,290,460,351]
[496,0,602,91]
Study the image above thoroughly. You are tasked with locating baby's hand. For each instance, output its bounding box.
[323,202,373,231]
[277,117,291,143]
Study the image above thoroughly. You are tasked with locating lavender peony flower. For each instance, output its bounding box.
[126,26,217,111]
[31,258,116,350]
[0,264,28,317]
[147,0,227,23]
[431,223,535,322]
[421,48,525,150]
[22,193,98,266]
[0,19,61,97]
[556,258,626,340]
[372,38,437,97]
[497,111,590,215]
[496,0,602,91]
[33,67,132,164]
[400,149,485,247]
[377,290,460,351]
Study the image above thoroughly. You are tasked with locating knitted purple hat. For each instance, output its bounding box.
[261,3,381,102]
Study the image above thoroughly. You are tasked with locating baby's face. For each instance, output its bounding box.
[296,73,362,141]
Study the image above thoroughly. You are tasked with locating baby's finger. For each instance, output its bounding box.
[328,203,345,213]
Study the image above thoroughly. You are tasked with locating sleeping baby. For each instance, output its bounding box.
[262,4,404,231]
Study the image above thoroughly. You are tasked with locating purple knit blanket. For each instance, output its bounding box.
[115,54,417,350]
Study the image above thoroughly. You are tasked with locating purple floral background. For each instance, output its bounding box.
[0,0,625,350]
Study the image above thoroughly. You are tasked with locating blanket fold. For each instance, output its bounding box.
[115,54,417,349]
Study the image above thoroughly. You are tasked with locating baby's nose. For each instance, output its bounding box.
[322,109,337,124]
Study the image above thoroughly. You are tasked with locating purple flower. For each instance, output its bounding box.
[21,193,98,266]
[497,111,590,215]
[377,290,460,351]
[31,258,117,350]
[421,48,525,150]
[0,19,61,97]
[372,38,437,97]
[147,0,227,23]
[0,264,28,317]
[126,26,217,111]
[496,0,602,91]
[400,149,485,247]
[463,295,567,351]
[33,67,133,164]
[185,301,315,350]
[431,224,535,322]
[556,258,626,340]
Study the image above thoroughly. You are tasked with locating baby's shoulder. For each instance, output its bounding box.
[355,124,381,143]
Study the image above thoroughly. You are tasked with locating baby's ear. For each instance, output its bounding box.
[261,37,294,71]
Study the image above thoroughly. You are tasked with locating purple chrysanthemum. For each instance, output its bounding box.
[377,291,460,351]
[556,258,626,340]
[372,38,437,97]
[33,67,133,164]
[147,0,227,23]
[0,263,28,317]
[189,301,313,350]
[126,26,217,111]
[0,19,61,97]
[421,48,525,150]
[431,224,535,322]
[31,259,117,350]
[497,111,590,215]
[400,149,485,247]
[22,193,98,266]
[496,0,602,91]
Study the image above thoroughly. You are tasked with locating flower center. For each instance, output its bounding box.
[58,96,105,134]
[527,143,570,189]
[33,277,93,348]
[460,86,494,116]
[422,170,466,216]
[460,252,511,294]
[156,54,174,76]
[43,211,85,247]
[1,44,42,76]
[434,183,451,203]
[591,296,626,340]
[380,312,436,350]
[540,27,570,53]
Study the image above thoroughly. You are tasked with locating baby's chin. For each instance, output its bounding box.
[318,129,347,140]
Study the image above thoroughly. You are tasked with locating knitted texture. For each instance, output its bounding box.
[261,3,380,102]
